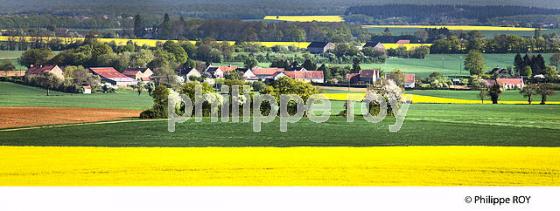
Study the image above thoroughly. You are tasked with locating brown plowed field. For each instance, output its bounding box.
[0,107,141,129]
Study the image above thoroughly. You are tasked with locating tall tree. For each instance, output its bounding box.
[464,50,485,75]
[520,84,536,105]
[514,53,524,76]
[302,59,317,70]
[488,80,502,104]
[19,48,53,67]
[550,53,560,69]
[159,13,173,39]
[536,83,555,105]
[133,14,144,38]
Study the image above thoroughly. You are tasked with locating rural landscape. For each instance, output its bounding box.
[0,0,559,186]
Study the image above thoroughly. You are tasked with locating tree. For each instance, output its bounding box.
[471,75,487,104]
[140,85,171,118]
[133,14,144,38]
[352,57,361,72]
[302,59,317,70]
[0,61,16,70]
[19,48,53,67]
[159,13,173,39]
[521,65,533,77]
[464,50,485,75]
[544,66,558,79]
[536,83,555,105]
[244,57,258,69]
[487,80,502,104]
[550,53,560,69]
[319,64,332,82]
[163,41,188,64]
[520,84,536,105]
[514,53,524,76]
[136,81,144,96]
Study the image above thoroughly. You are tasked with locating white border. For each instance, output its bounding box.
[0,187,558,211]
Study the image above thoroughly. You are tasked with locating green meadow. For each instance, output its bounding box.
[0,82,152,110]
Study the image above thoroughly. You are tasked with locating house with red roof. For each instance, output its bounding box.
[251,67,285,80]
[396,40,411,45]
[89,67,136,87]
[404,74,416,88]
[25,65,65,81]
[204,65,238,78]
[280,71,324,83]
[122,67,153,82]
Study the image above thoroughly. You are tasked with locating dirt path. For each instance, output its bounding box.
[0,107,143,129]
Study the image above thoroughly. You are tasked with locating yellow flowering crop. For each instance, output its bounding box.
[362,25,537,31]
[0,36,309,48]
[0,146,558,186]
[264,16,344,22]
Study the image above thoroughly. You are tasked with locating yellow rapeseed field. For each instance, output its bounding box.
[321,93,560,105]
[264,16,344,22]
[362,25,536,31]
[0,146,558,186]
[0,36,309,48]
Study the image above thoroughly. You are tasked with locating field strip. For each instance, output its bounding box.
[405,118,560,130]
[362,25,537,31]
[0,146,558,186]
[321,93,560,105]
[0,119,166,132]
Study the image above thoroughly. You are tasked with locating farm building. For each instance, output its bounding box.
[396,40,411,45]
[280,71,324,83]
[122,67,153,81]
[82,85,92,94]
[204,65,238,78]
[0,70,25,78]
[485,78,524,90]
[251,67,285,80]
[363,42,386,52]
[346,70,381,84]
[307,42,335,54]
[178,68,202,81]
[359,70,381,84]
[241,69,258,81]
[25,65,65,81]
[89,67,136,87]
[404,74,416,89]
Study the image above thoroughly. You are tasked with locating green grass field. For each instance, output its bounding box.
[0,50,25,70]
[1,104,559,146]
[359,53,549,78]
[0,82,152,110]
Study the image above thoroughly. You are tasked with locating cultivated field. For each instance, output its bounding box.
[1,146,558,186]
[362,25,536,31]
[0,107,140,129]
[264,16,344,22]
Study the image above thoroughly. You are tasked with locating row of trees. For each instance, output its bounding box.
[134,14,369,42]
[430,32,560,54]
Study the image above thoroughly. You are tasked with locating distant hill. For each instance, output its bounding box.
[346,4,560,21]
[0,0,559,18]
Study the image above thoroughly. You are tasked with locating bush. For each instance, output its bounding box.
[139,109,157,119]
